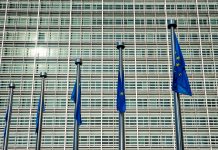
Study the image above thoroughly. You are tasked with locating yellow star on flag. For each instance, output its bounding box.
[176,63,180,67]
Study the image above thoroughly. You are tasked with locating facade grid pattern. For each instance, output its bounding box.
[0,0,218,150]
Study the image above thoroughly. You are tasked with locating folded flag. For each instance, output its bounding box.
[71,81,82,125]
[3,108,8,140]
[172,32,192,96]
[117,68,126,113]
[36,97,45,134]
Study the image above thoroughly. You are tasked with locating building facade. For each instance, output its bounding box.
[0,0,217,149]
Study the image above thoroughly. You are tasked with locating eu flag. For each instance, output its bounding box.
[172,32,192,96]
[71,81,77,101]
[4,108,8,140]
[35,97,45,134]
[71,81,82,126]
[117,67,126,113]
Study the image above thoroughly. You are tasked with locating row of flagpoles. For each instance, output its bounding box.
[3,19,192,150]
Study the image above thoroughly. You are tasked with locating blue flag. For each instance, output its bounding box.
[3,108,8,140]
[117,67,126,113]
[172,32,192,96]
[71,82,77,102]
[71,81,82,126]
[35,97,45,134]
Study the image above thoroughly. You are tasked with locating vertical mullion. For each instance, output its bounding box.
[133,0,139,149]
[195,0,212,149]
[63,0,73,149]
[0,0,9,65]
[164,0,175,149]
[27,0,41,149]
[100,0,104,149]
[206,0,218,99]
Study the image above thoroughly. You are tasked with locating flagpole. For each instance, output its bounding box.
[73,58,82,150]
[117,41,125,150]
[36,72,47,150]
[3,83,15,150]
[168,19,184,150]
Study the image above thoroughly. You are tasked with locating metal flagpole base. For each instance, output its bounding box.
[119,112,125,150]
